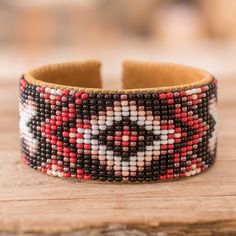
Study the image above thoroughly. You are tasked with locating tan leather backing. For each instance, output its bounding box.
[24,60,214,93]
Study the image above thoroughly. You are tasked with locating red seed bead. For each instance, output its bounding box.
[81,93,89,99]
[84,144,91,149]
[70,128,77,132]
[46,164,52,170]
[44,93,50,99]
[123,131,130,135]
[63,90,69,96]
[75,91,82,97]
[69,113,75,118]
[69,138,76,143]
[160,175,167,180]
[70,158,77,163]
[56,96,61,101]
[159,93,166,99]
[63,147,70,153]
[77,169,84,175]
[40,87,45,92]
[167,174,173,179]
[75,99,82,104]
[166,92,174,98]
[122,142,129,147]
[63,131,69,137]
[63,172,71,178]
[69,152,76,158]
[62,116,69,122]
[77,174,84,179]
[114,136,122,141]
[57,166,63,171]
[77,144,83,149]
[84,174,92,180]
[167,99,174,104]
[84,124,91,129]
[130,136,137,141]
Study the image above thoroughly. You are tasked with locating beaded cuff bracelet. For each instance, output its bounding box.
[19,61,217,182]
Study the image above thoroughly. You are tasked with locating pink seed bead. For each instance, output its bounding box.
[122,171,129,177]
[130,166,137,171]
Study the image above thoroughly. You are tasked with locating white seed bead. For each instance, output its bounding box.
[115,116,122,121]
[114,112,122,116]
[69,133,76,138]
[92,130,99,135]
[131,111,138,116]
[122,135,129,141]
[91,120,97,125]
[145,120,152,125]
[98,120,106,125]
[84,129,91,134]
[168,139,174,144]
[122,162,129,166]
[99,145,106,151]
[138,116,145,121]
[45,87,51,93]
[84,134,91,139]
[130,116,138,121]
[137,121,145,126]
[77,139,83,144]
[106,116,114,121]
[161,140,168,145]
[130,156,137,161]
[153,142,161,148]
[51,89,57,95]
[122,106,129,112]
[122,166,129,171]
[57,89,63,95]
[153,125,160,130]
[92,145,98,150]
[161,130,168,135]
[146,146,153,151]
[122,111,129,116]
[99,125,106,130]
[77,128,84,133]
[145,151,152,155]
[129,161,136,166]
[106,121,113,126]
[114,166,121,171]
[107,150,114,155]
[114,161,121,166]
[137,156,144,161]
[175,133,181,138]
[98,149,106,155]
[91,140,98,145]
[106,155,114,160]
[137,152,145,157]
[145,125,152,130]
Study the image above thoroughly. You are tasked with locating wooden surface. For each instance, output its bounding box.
[0,78,236,236]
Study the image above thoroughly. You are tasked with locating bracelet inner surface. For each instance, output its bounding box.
[24,61,213,92]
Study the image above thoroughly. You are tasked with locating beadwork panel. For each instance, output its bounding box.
[19,78,217,182]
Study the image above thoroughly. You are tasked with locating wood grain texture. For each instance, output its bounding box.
[0,78,235,235]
